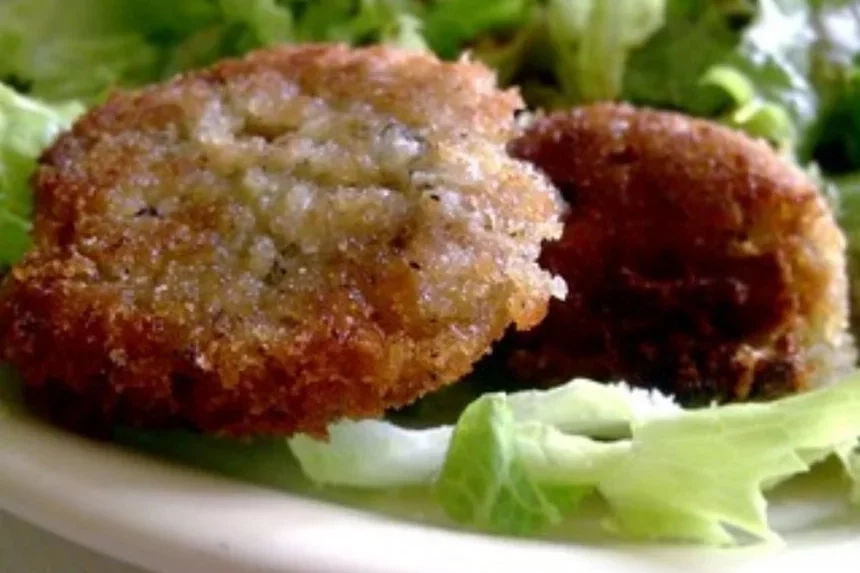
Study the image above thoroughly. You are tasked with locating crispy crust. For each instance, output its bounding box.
[0,44,565,437]
[504,103,853,404]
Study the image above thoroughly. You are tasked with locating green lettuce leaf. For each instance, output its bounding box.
[0,84,83,265]
[0,0,167,101]
[622,0,749,114]
[809,66,860,172]
[0,0,300,102]
[289,380,678,488]
[459,0,822,151]
[219,0,294,46]
[698,64,797,152]
[622,0,817,152]
[422,0,534,59]
[289,421,453,488]
[547,0,666,104]
[295,0,427,50]
[84,373,860,546]
[435,373,860,545]
[436,396,595,535]
[620,0,860,158]
[0,0,429,103]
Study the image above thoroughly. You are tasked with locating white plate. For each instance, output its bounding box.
[2,405,860,573]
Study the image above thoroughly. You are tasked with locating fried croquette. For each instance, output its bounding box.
[503,103,855,404]
[0,44,566,437]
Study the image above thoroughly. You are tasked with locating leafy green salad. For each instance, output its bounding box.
[4,0,860,548]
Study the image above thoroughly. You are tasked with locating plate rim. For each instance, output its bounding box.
[2,408,860,573]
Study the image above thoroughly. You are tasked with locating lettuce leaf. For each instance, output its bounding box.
[547,0,666,104]
[219,0,294,45]
[0,84,83,265]
[422,0,534,58]
[0,0,170,101]
[809,66,860,172]
[621,0,818,152]
[291,375,860,545]
[289,380,678,488]
[0,0,437,103]
[621,0,743,113]
[289,421,453,488]
[460,0,666,109]
[293,0,427,50]
[459,0,821,151]
[436,396,595,535]
[0,0,297,102]
[698,65,797,151]
[0,0,851,164]
[436,373,860,545]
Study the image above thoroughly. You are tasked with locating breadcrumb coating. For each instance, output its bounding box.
[505,103,854,404]
[0,44,565,437]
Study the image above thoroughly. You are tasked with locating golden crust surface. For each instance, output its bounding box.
[504,103,853,403]
[0,44,565,436]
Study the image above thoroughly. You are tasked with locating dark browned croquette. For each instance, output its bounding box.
[0,44,566,437]
[503,103,855,404]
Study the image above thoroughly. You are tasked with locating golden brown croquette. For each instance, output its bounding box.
[0,44,566,437]
[503,102,854,404]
